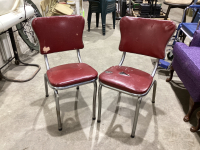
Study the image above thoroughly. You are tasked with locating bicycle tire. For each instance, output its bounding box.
[16,0,42,51]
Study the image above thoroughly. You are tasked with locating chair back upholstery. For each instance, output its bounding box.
[32,15,84,55]
[119,17,176,59]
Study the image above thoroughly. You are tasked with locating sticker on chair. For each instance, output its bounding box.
[43,47,50,53]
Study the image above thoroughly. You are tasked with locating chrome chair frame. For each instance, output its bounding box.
[44,49,98,131]
[97,52,159,138]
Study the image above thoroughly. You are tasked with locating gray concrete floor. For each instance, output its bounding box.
[0,1,200,150]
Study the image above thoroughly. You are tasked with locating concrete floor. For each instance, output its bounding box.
[0,1,200,150]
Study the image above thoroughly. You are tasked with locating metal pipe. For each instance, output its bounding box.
[100,80,156,97]
[77,49,82,63]
[131,97,142,138]
[54,90,62,131]
[47,78,97,91]
[151,59,159,77]
[44,54,50,70]
[181,7,189,23]
[93,80,97,120]
[97,84,102,123]
[118,52,126,66]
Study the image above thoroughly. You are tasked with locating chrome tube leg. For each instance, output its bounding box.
[54,90,62,131]
[131,97,142,138]
[44,74,49,97]
[97,84,102,123]
[152,80,157,103]
[93,81,97,120]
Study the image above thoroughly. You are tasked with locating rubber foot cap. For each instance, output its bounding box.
[97,120,101,123]
[92,118,96,120]
[152,101,155,103]
[131,135,135,138]
[58,128,62,131]
[46,95,49,97]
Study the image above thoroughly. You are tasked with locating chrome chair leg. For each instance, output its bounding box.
[44,74,49,97]
[93,80,97,120]
[152,80,157,103]
[97,84,102,123]
[54,90,62,131]
[131,97,142,138]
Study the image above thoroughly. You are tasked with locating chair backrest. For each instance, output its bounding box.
[32,15,84,55]
[119,17,176,59]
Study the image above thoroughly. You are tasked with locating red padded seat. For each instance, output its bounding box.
[47,63,98,87]
[99,66,153,94]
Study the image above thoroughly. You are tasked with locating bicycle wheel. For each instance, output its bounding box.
[16,0,42,51]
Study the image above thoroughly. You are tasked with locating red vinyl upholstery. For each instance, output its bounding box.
[99,66,153,94]
[32,15,84,54]
[32,15,98,131]
[97,17,176,137]
[47,63,98,87]
[119,17,176,59]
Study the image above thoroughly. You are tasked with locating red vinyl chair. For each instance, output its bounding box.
[32,16,98,131]
[97,16,176,138]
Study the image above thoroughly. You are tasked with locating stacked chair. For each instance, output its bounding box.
[164,0,195,20]
[87,0,116,35]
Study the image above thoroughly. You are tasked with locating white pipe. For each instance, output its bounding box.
[0,6,34,33]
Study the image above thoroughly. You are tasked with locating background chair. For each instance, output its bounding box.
[164,0,195,20]
[32,15,98,131]
[166,30,200,132]
[97,16,176,138]
[159,2,200,68]
[173,3,200,43]
[87,0,116,35]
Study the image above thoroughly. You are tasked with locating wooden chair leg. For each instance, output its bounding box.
[184,97,200,122]
[190,111,200,132]
[166,65,174,82]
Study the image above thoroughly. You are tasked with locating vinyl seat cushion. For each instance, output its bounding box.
[164,0,191,5]
[47,63,98,87]
[99,66,153,94]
